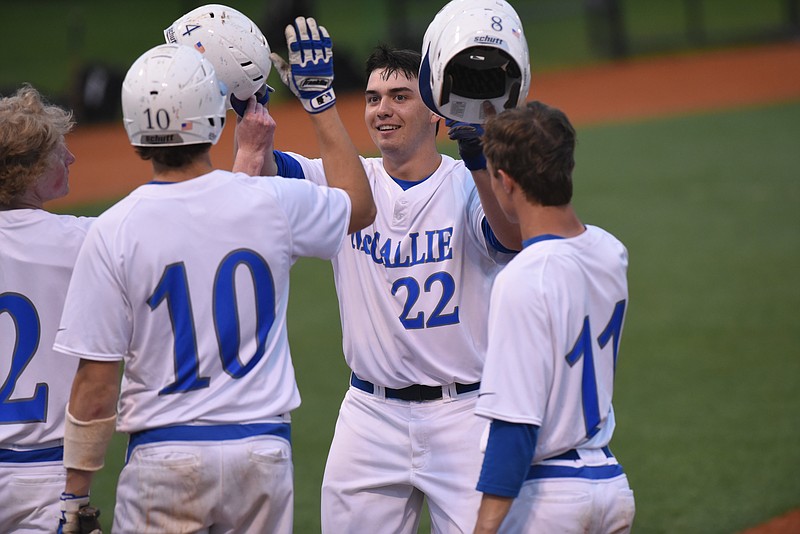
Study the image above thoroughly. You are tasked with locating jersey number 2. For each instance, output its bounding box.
[0,292,47,424]
[565,299,626,438]
[148,250,276,395]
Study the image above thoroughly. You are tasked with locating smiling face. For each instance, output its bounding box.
[364,68,439,160]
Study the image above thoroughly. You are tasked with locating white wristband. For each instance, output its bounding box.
[63,404,117,471]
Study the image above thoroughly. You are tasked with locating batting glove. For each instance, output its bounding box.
[58,493,102,534]
[230,83,273,118]
[270,17,336,114]
[446,119,487,171]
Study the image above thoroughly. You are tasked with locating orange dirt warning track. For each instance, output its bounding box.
[51,41,800,211]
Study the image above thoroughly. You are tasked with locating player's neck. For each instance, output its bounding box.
[520,204,584,241]
[151,159,214,183]
[1,191,44,210]
[381,145,441,183]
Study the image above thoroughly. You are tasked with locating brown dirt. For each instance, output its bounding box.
[46,42,800,533]
[52,41,800,211]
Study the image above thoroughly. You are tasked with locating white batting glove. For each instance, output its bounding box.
[270,17,336,113]
[58,493,90,534]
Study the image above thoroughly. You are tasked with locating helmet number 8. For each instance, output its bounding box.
[144,108,171,130]
[491,16,503,31]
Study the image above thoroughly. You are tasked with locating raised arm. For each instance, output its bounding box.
[232,97,278,176]
[270,16,375,233]
[447,112,522,251]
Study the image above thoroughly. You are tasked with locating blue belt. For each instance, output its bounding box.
[528,446,623,480]
[126,422,291,462]
[0,446,63,463]
[351,373,480,402]
[545,446,613,462]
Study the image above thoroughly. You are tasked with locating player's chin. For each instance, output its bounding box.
[370,130,401,149]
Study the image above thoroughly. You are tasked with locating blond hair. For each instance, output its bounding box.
[0,84,75,205]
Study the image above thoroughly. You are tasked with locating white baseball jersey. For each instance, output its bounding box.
[54,171,351,434]
[0,210,92,447]
[1,209,92,533]
[476,226,629,461]
[284,153,511,387]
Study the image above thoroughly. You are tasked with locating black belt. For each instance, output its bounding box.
[350,373,480,402]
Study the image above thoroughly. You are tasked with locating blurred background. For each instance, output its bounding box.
[2,0,798,123]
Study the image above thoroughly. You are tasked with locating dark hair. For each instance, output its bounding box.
[365,44,421,81]
[482,101,576,206]
[134,143,211,168]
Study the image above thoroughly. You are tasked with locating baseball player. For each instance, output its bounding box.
[473,101,635,533]
[0,85,95,533]
[53,22,374,534]
[257,40,521,531]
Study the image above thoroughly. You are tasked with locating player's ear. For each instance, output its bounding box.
[498,169,515,195]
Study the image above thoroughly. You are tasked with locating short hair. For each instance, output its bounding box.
[0,84,74,205]
[365,44,421,81]
[482,101,576,206]
[134,144,211,168]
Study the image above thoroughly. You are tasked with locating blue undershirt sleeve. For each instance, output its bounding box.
[476,420,539,498]
[273,150,306,179]
[481,217,518,254]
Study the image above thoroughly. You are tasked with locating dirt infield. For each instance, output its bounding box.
[51,41,800,211]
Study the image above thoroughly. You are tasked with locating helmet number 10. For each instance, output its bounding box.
[144,108,171,130]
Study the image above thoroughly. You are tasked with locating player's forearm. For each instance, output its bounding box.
[232,99,277,176]
[68,360,120,421]
[65,468,95,496]
[308,107,375,233]
[472,169,522,250]
[473,494,514,534]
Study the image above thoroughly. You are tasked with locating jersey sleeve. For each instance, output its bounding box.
[475,264,552,425]
[477,421,539,497]
[269,177,352,260]
[273,150,306,179]
[462,165,516,264]
[281,151,328,186]
[53,221,131,361]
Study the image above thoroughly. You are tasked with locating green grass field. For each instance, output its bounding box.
[63,100,800,533]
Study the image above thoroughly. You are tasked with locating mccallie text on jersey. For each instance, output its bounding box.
[351,227,454,268]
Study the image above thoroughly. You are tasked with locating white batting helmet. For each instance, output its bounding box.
[164,4,272,102]
[420,0,531,123]
[121,44,227,147]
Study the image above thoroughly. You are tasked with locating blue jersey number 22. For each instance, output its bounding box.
[148,250,276,395]
[565,299,626,438]
[391,271,459,329]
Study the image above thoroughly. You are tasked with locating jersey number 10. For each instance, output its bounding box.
[148,249,276,395]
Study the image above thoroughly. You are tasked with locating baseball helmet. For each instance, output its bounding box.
[121,44,227,147]
[420,0,531,124]
[164,4,272,102]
